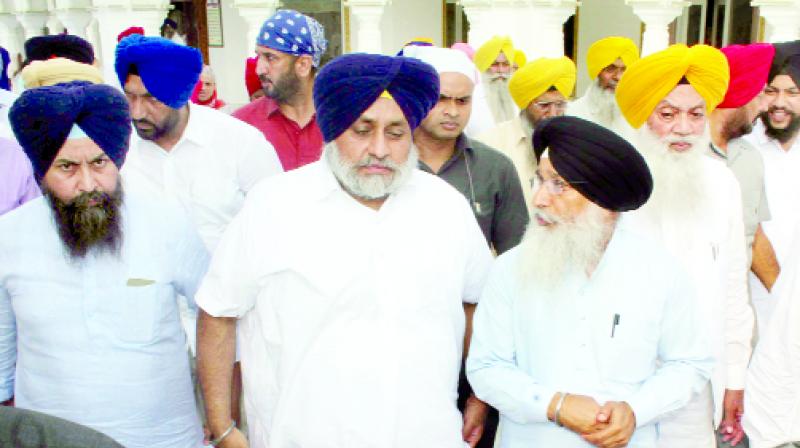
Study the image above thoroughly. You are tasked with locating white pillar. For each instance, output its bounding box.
[56,9,92,38]
[627,0,688,56]
[752,0,800,42]
[459,0,493,48]
[0,14,22,75]
[526,0,578,58]
[46,13,63,34]
[18,12,49,40]
[346,0,390,54]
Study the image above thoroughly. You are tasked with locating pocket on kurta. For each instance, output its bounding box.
[114,283,168,344]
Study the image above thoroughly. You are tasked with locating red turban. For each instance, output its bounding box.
[117,27,144,43]
[718,43,775,109]
[245,57,261,98]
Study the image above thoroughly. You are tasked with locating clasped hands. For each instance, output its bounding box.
[548,393,636,448]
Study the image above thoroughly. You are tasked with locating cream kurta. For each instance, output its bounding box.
[476,115,535,212]
[625,157,753,446]
[196,161,494,448]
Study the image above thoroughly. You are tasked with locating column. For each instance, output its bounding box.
[627,0,689,56]
[18,12,49,40]
[0,14,22,75]
[526,0,578,58]
[46,14,64,34]
[346,0,390,54]
[459,0,494,48]
[56,9,93,38]
[752,0,800,42]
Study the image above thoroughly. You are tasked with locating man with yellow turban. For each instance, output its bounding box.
[474,36,518,126]
[615,44,753,448]
[567,36,638,129]
[478,56,576,211]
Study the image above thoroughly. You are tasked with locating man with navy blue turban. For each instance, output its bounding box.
[196,53,495,448]
[0,81,210,447]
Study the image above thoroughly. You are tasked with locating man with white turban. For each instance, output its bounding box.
[478,56,576,211]
[568,36,638,130]
[615,44,753,447]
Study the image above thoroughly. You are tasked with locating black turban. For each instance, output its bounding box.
[313,53,440,142]
[769,40,800,86]
[533,116,652,212]
[24,35,94,65]
[9,81,131,180]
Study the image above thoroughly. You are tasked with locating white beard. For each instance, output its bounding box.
[585,79,620,127]
[325,141,418,200]
[481,72,516,124]
[517,203,614,293]
[631,125,710,224]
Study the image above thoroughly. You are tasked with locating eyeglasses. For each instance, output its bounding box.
[530,174,583,195]
[533,100,568,112]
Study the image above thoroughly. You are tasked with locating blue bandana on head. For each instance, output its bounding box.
[256,9,327,67]
[115,35,203,109]
[9,81,132,180]
[313,53,440,142]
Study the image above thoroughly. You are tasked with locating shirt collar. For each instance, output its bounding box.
[708,142,727,160]
[263,97,282,117]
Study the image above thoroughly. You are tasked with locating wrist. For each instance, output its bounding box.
[547,392,562,422]
[209,420,237,447]
[209,417,236,437]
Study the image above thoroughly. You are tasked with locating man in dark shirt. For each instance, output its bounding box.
[233,9,326,171]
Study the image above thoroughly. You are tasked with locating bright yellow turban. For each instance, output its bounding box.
[616,44,730,129]
[474,36,515,73]
[586,36,640,80]
[22,58,103,88]
[509,57,576,109]
[513,49,527,68]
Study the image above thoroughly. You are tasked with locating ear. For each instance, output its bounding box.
[294,55,314,78]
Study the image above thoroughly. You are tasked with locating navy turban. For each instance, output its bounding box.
[24,34,94,65]
[769,40,800,87]
[313,53,440,142]
[115,35,202,108]
[9,81,132,180]
[533,116,652,212]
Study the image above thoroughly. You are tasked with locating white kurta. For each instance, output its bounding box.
[625,157,753,445]
[744,224,800,448]
[195,161,494,448]
[467,218,713,447]
[744,121,800,335]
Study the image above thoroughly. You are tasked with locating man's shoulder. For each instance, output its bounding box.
[232,97,270,122]
[469,138,517,170]
[193,103,262,134]
[0,197,50,248]
[475,118,520,143]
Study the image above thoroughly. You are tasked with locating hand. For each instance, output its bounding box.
[551,394,608,435]
[205,424,247,448]
[462,394,488,447]
[718,389,745,446]
[582,401,636,448]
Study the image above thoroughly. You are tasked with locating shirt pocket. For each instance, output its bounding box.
[113,281,172,344]
[597,312,659,384]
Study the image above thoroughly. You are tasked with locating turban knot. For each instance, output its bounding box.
[509,57,576,109]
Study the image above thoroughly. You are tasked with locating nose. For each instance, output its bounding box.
[128,97,145,121]
[76,164,99,193]
[673,113,692,136]
[773,90,788,109]
[368,131,390,160]
[256,57,269,77]
[532,182,551,209]
[442,99,458,117]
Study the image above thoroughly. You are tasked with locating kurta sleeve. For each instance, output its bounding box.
[0,286,16,401]
[490,153,529,255]
[626,266,714,427]
[237,125,284,192]
[723,180,755,389]
[466,252,557,423]
[171,209,211,308]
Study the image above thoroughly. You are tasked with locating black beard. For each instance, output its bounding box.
[722,110,753,141]
[260,70,301,104]
[44,184,124,260]
[133,108,181,142]
[761,109,800,144]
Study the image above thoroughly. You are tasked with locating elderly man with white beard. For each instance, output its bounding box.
[473,36,518,127]
[567,36,638,130]
[195,53,494,448]
[467,115,712,448]
[615,44,753,448]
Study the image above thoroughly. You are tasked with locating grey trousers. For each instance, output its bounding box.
[0,406,124,448]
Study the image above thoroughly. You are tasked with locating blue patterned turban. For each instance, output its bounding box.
[313,53,440,142]
[9,81,132,179]
[256,9,327,67]
[115,35,203,108]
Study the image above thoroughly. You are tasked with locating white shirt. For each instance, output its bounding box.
[196,160,494,448]
[744,121,800,333]
[744,224,800,448]
[0,192,209,448]
[122,102,283,253]
[625,157,753,427]
[467,218,712,448]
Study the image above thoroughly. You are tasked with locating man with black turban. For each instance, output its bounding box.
[0,81,210,447]
[195,53,494,448]
[467,116,712,448]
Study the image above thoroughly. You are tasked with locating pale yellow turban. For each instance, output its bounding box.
[474,36,515,73]
[616,44,730,129]
[22,58,103,88]
[513,49,527,68]
[509,57,576,109]
[586,36,639,80]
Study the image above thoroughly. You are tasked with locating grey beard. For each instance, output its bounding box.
[517,204,614,293]
[325,142,418,201]
[481,72,517,123]
[585,79,620,127]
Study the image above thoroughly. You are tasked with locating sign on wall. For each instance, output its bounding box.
[207,0,224,47]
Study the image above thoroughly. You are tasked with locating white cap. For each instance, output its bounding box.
[401,46,479,85]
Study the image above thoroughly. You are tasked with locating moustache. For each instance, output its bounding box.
[133,119,155,128]
[356,156,398,171]
[534,210,561,226]
[768,106,795,115]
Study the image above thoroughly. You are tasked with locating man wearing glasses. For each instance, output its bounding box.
[468,116,712,447]
[478,57,576,211]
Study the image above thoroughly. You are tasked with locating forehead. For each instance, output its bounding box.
[538,156,560,176]
[769,74,799,89]
[54,137,107,160]
[534,90,566,102]
[355,97,408,125]
[123,74,148,93]
[607,58,625,69]
[494,52,509,63]
[655,84,705,110]
[439,72,474,95]
[256,45,289,58]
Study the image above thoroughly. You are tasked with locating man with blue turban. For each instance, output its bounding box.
[0,81,210,447]
[196,53,494,448]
